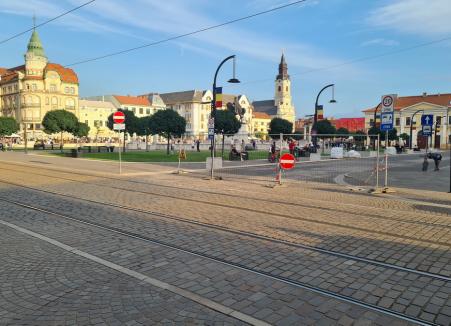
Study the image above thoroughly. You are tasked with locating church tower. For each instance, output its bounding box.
[24,26,48,78]
[274,53,295,127]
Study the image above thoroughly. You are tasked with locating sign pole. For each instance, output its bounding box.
[118,131,122,174]
[376,134,380,190]
[385,131,388,188]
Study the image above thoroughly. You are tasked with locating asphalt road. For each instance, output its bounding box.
[215,153,450,192]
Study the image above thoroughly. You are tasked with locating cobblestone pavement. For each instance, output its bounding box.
[0,223,242,325]
[0,159,450,324]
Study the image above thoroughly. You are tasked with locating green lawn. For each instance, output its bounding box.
[50,150,270,162]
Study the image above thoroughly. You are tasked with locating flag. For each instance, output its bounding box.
[215,87,223,108]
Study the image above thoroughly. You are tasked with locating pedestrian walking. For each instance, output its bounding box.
[430,152,442,171]
[196,139,200,152]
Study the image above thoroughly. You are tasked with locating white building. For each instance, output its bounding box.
[363,93,451,149]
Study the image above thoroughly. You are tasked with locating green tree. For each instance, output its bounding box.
[214,109,241,157]
[148,109,186,154]
[268,118,293,139]
[313,119,336,135]
[74,122,90,138]
[107,109,140,152]
[336,127,349,135]
[137,116,153,151]
[254,131,266,140]
[0,117,19,137]
[42,110,79,151]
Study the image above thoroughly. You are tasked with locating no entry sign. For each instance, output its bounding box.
[279,153,296,170]
[113,111,125,124]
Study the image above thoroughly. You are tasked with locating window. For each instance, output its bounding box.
[65,87,69,93]
[405,117,411,126]
[85,120,89,125]
[436,116,442,126]
[124,107,128,110]
[146,108,150,114]
[45,97,49,105]
[26,84,30,90]
[369,119,374,126]
[395,118,400,126]
[278,86,281,92]
[139,107,143,114]
[50,84,56,92]
[286,86,288,92]
[14,85,18,91]
[132,107,136,113]
[70,87,75,94]
[35,124,41,130]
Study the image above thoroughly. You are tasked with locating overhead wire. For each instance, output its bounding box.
[0,0,96,46]
[64,0,308,67]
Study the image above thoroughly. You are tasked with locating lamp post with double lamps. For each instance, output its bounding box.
[210,55,240,178]
[409,109,424,150]
[312,84,336,152]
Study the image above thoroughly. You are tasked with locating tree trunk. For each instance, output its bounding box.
[166,134,170,155]
[60,131,63,153]
[123,132,126,153]
[145,131,149,152]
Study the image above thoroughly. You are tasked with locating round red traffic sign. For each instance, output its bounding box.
[113,111,125,123]
[279,153,296,170]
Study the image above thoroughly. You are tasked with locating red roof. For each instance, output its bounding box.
[46,63,78,84]
[331,118,365,132]
[253,112,271,119]
[363,93,451,112]
[0,63,78,84]
[114,95,150,106]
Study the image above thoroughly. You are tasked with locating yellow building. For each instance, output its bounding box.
[79,100,116,139]
[252,112,271,139]
[0,29,79,139]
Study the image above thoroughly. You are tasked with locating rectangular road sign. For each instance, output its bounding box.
[208,118,214,129]
[422,125,432,136]
[421,114,433,126]
[380,112,394,131]
[113,123,125,130]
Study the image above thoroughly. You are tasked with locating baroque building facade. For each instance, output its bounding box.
[0,29,79,138]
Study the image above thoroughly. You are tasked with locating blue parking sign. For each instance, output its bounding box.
[380,112,394,131]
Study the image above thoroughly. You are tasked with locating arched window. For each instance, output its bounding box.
[286,86,288,92]
[65,98,75,109]
[51,97,58,105]
[278,86,281,92]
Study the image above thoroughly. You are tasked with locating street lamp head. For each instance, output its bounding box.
[329,99,337,104]
[227,78,240,84]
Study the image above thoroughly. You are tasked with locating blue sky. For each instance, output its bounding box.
[0,0,450,118]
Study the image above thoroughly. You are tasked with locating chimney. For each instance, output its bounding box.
[422,92,427,97]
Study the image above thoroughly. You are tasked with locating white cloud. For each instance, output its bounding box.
[367,0,451,36]
[0,0,356,75]
[361,38,399,47]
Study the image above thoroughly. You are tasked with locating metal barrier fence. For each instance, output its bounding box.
[196,133,385,189]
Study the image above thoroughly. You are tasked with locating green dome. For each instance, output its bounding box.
[27,30,46,58]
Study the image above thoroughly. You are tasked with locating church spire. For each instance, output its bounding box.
[276,52,289,80]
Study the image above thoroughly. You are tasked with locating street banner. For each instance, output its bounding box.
[215,87,223,108]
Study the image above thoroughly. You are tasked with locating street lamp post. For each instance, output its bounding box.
[312,84,336,151]
[409,109,424,150]
[210,55,240,178]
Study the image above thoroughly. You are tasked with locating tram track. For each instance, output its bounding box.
[0,177,449,283]
[0,164,449,246]
[0,196,437,326]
